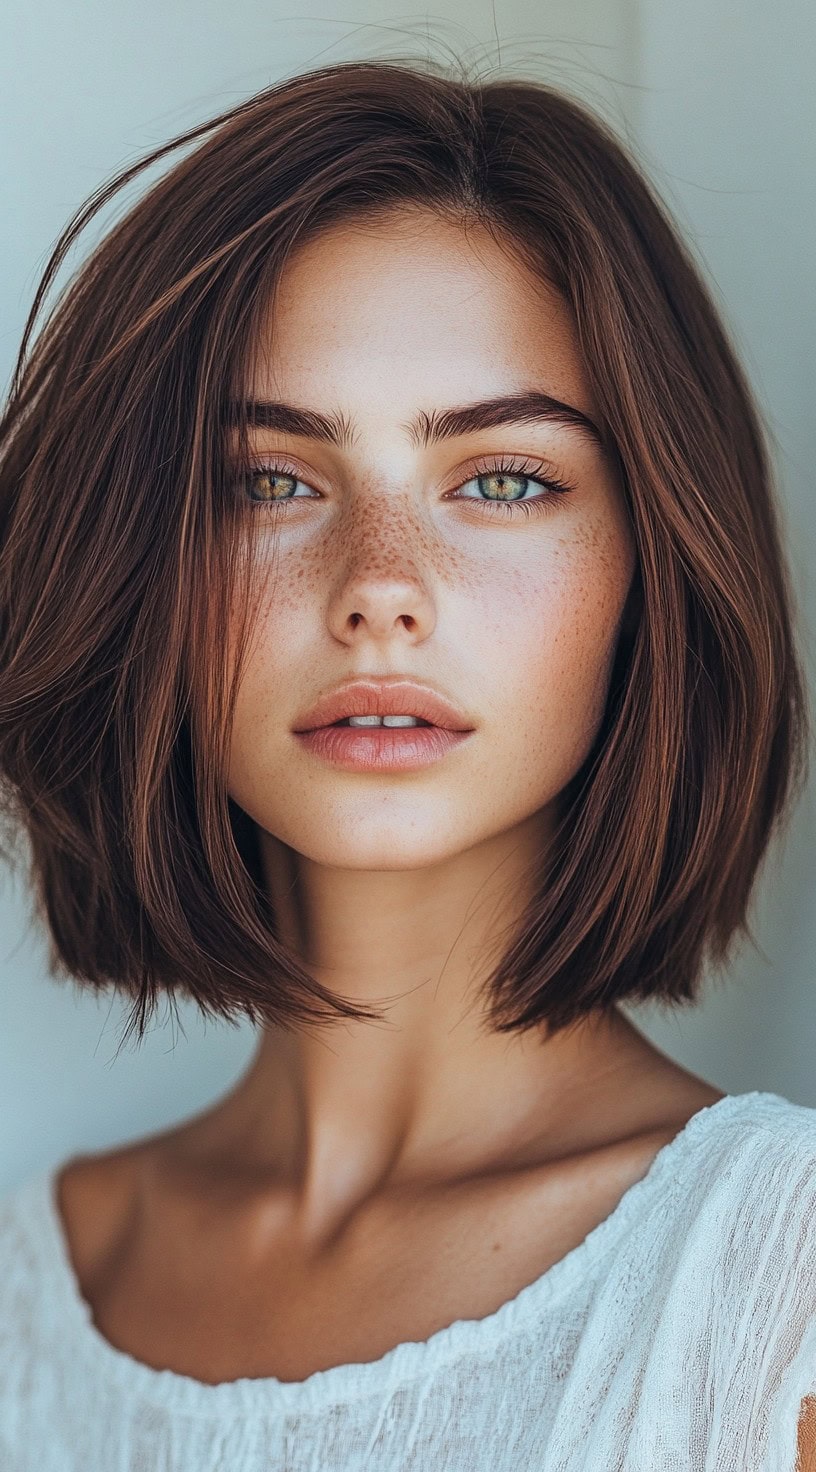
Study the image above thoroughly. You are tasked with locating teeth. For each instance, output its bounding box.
[345,714,423,727]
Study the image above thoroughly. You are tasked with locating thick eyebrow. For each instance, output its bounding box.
[226,390,605,452]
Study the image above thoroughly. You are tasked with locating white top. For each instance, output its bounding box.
[1,1090,816,1470]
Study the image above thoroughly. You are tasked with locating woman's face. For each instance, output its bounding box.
[226,208,636,872]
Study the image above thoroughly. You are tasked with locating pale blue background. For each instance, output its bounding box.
[1,1,814,1194]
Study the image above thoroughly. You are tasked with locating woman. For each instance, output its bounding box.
[0,55,814,1471]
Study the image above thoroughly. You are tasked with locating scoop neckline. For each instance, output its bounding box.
[21,1090,786,1418]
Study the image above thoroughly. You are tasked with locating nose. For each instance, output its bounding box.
[324,474,440,645]
[327,573,436,645]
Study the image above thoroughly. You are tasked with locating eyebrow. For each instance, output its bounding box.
[226,390,605,452]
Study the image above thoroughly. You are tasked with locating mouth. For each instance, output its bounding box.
[323,716,435,729]
[294,718,474,771]
[292,679,474,735]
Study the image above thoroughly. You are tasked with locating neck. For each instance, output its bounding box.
[183,812,659,1245]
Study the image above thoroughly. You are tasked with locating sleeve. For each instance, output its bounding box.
[739,1127,816,1471]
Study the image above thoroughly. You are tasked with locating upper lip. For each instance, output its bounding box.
[292,678,475,732]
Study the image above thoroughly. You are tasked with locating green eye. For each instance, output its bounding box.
[239,455,575,517]
[245,466,311,504]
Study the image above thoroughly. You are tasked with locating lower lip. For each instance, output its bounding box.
[293,723,475,771]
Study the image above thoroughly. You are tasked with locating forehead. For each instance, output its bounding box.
[243,209,597,430]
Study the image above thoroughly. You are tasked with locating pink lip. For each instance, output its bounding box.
[293,678,474,734]
[294,723,474,772]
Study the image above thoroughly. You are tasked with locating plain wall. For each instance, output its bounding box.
[1,0,812,1194]
[621,0,816,1100]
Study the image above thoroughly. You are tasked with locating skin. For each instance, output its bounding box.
[56,207,725,1382]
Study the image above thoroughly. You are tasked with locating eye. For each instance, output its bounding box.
[446,455,576,518]
[236,454,576,517]
[240,461,317,505]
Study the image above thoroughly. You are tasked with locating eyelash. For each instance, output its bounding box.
[238,454,576,519]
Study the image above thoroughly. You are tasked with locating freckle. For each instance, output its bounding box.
[318,492,472,588]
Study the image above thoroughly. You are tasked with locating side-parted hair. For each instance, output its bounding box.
[0,57,810,1046]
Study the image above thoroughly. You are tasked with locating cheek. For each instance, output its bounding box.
[480,523,633,769]
[226,509,635,805]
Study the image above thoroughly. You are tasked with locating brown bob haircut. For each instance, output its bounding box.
[0,56,810,1047]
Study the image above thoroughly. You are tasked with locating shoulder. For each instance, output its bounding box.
[0,1142,150,1307]
[697,1094,816,1242]
[736,1095,816,1292]
[685,1091,816,1186]
[650,1095,816,1465]
[728,1094,816,1213]
[700,1099,816,1375]
[744,1091,816,1151]
[653,1093,816,1328]
[48,1142,157,1298]
[749,1099,816,1472]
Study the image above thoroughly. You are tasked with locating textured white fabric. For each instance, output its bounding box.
[1,1090,815,1471]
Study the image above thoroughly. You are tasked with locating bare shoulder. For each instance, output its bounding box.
[594,1065,728,1184]
[55,1137,164,1291]
[619,1074,728,1180]
[634,1070,728,1138]
[54,1103,230,1292]
[561,1022,728,1163]
[56,1066,725,1259]
[599,1019,728,1142]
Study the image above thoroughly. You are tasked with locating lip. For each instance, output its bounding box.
[294,722,474,772]
[292,678,475,734]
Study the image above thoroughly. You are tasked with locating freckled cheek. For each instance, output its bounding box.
[228,550,318,653]
[478,548,627,755]
[223,567,307,747]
